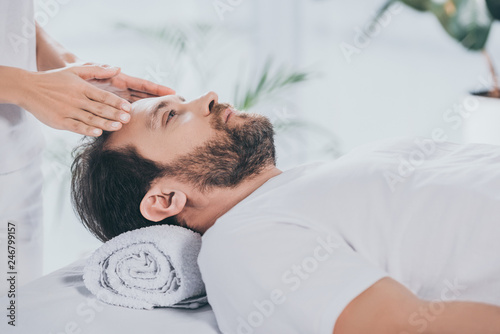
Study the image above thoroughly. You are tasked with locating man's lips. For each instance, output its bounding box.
[224,107,239,123]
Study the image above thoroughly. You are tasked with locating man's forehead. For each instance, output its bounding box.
[131,95,185,114]
[106,96,174,148]
[131,97,165,114]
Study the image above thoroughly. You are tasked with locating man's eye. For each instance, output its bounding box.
[166,110,176,124]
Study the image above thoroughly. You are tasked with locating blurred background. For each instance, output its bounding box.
[36,0,500,274]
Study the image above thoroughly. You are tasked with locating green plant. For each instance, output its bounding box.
[374,0,500,97]
[233,59,310,110]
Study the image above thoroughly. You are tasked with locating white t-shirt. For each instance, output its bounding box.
[198,137,500,334]
[0,0,44,174]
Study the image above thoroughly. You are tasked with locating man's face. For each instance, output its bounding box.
[107,91,276,192]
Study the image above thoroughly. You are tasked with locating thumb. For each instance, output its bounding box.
[71,64,121,80]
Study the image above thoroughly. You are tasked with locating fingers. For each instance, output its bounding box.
[119,73,175,96]
[112,89,165,103]
[84,100,131,126]
[156,85,176,96]
[79,108,123,132]
[72,82,132,137]
[62,118,105,137]
[65,107,126,137]
[128,90,154,100]
[84,83,132,114]
[71,64,121,80]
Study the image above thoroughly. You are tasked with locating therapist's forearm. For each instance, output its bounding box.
[36,22,79,71]
[425,300,500,334]
[0,66,28,104]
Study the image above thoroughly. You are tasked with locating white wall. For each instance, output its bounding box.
[37,0,500,273]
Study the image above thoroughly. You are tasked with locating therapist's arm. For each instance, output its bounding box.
[334,277,500,334]
[35,22,79,71]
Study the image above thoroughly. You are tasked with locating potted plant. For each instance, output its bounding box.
[374,0,500,144]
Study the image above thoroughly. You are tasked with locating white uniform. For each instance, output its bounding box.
[0,0,45,296]
[198,138,500,334]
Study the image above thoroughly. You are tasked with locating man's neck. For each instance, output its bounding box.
[182,165,283,234]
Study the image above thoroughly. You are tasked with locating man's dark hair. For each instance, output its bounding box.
[70,131,178,242]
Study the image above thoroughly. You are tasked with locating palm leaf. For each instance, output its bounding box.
[428,0,493,50]
[486,0,500,19]
[369,0,493,51]
[235,59,310,110]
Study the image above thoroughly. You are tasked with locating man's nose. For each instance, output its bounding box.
[195,91,218,117]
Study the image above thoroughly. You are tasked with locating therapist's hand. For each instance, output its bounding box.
[87,70,176,103]
[19,64,132,137]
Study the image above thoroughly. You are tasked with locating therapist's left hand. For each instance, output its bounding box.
[83,63,175,102]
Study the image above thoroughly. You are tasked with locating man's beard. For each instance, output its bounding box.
[159,103,276,194]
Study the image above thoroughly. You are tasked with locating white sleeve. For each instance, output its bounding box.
[198,220,389,334]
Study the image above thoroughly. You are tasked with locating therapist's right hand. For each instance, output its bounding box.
[19,64,132,137]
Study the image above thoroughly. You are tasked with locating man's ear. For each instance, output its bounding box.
[139,184,187,222]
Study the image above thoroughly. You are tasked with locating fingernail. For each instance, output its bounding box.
[93,129,102,136]
[101,64,118,71]
[120,113,130,122]
[121,103,131,112]
[111,122,121,128]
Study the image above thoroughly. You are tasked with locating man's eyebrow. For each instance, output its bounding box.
[146,96,185,130]
[147,101,170,130]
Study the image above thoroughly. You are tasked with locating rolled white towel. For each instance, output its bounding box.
[83,225,207,310]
